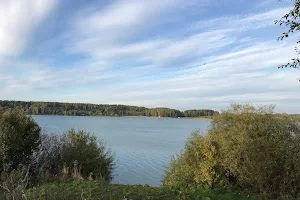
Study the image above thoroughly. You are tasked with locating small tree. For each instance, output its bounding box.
[61,129,115,181]
[276,0,300,80]
[0,110,41,171]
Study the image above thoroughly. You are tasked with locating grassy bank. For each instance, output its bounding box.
[25,180,255,200]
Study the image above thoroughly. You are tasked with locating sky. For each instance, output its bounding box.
[0,0,299,113]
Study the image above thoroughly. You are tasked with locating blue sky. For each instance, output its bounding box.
[0,0,299,113]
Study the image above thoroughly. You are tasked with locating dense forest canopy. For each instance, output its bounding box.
[0,100,218,118]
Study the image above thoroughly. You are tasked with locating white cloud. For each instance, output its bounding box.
[0,60,120,94]
[0,0,58,57]
[68,0,215,63]
[67,4,292,71]
[0,1,299,113]
[188,7,291,33]
[54,38,299,112]
[72,0,190,42]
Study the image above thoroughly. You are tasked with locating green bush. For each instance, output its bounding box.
[61,129,115,181]
[164,104,300,198]
[31,129,115,183]
[0,166,29,200]
[211,104,300,197]
[0,110,5,116]
[163,132,224,189]
[0,110,41,171]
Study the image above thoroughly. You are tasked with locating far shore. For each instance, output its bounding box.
[29,114,213,120]
[121,115,213,120]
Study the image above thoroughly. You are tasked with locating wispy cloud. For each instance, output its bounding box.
[0,0,58,57]
[0,0,298,113]
[188,7,291,33]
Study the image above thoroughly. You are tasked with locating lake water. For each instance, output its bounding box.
[32,115,211,186]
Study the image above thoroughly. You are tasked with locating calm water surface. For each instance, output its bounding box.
[32,115,211,186]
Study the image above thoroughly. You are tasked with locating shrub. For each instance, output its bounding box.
[211,104,300,197]
[30,134,67,183]
[0,166,29,200]
[0,110,41,171]
[62,129,115,181]
[31,129,115,183]
[164,104,300,198]
[163,131,224,188]
[0,110,5,116]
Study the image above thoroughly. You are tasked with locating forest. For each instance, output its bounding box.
[0,100,218,118]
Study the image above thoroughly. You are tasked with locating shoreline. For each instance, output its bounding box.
[122,116,213,120]
[29,114,213,120]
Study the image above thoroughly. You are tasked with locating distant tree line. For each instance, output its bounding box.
[0,100,218,118]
